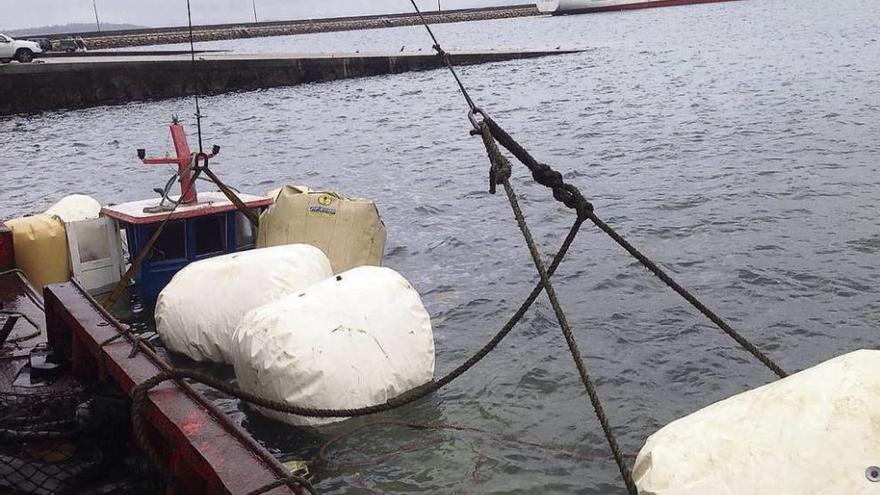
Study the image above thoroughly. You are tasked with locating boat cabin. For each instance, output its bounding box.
[102,192,272,307]
[93,119,273,307]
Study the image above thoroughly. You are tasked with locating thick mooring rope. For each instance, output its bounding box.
[408,0,477,111]
[480,115,788,380]
[479,121,637,493]
[409,6,787,487]
[201,166,261,227]
[245,474,317,495]
[408,0,786,381]
[127,3,788,494]
[129,221,581,492]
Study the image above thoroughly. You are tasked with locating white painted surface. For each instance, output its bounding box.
[45,194,102,223]
[102,191,268,222]
[66,217,124,294]
[635,350,880,495]
[231,266,435,426]
[155,244,333,363]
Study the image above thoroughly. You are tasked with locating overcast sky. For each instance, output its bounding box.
[1,0,512,31]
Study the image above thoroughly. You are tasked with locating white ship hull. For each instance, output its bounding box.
[538,0,741,14]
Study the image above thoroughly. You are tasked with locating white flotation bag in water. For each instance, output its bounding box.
[256,185,386,273]
[155,244,333,363]
[45,194,102,223]
[634,349,880,495]
[231,265,435,426]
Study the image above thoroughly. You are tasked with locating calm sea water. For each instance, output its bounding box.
[2,0,879,493]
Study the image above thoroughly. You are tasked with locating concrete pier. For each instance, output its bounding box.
[0,50,579,115]
[21,5,541,50]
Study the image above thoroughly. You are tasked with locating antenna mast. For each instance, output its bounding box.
[93,0,102,32]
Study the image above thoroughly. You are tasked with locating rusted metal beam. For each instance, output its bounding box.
[43,281,297,495]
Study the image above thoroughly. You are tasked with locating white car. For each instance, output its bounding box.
[0,34,42,63]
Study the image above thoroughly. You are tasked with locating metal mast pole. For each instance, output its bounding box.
[252,0,258,23]
[93,0,102,31]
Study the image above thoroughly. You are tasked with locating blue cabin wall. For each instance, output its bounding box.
[123,210,259,308]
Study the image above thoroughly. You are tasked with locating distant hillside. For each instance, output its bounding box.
[5,23,145,37]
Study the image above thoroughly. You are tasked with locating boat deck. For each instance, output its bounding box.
[1,271,299,494]
[0,270,60,394]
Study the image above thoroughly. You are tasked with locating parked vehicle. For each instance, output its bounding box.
[26,37,52,52]
[0,33,42,63]
[52,37,88,53]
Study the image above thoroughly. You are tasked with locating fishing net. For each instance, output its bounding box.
[0,385,96,495]
[0,383,160,495]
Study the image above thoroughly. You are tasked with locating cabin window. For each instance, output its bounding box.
[76,221,112,263]
[194,215,227,256]
[147,220,186,262]
[235,210,258,249]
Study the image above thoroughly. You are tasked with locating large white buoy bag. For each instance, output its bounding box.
[45,194,102,222]
[155,244,333,363]
[231,266,435,427]
[633,349,880,495]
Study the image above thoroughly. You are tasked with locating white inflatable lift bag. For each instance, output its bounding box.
[257,185,386,273]
[231,265,435,426]
[45,194,102,222]
[155,244,333,363]
[634,349,880,495]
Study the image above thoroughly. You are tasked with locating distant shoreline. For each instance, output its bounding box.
[5,23,144,37]
[17,5,541,50]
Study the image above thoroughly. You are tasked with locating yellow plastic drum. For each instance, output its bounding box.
[6,214,70,290]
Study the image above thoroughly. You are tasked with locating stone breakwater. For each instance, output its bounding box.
[76,6,540,50]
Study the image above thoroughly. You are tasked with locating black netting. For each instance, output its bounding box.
[0,383,162,495]
[0,386,94,495]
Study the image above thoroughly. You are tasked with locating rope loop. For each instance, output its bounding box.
[476,121,512,194]
[192,151,210,171]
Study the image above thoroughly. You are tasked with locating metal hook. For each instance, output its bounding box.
[468,107,488,132]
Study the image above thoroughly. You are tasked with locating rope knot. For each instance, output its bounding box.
[528,164,592,218]
[477,122,512,194]
[432,44,448,61]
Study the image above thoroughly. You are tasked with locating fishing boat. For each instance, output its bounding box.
[3,1,873,493]
[0,270,305,494]
[537,0,741,15]
[0,119,389,494]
